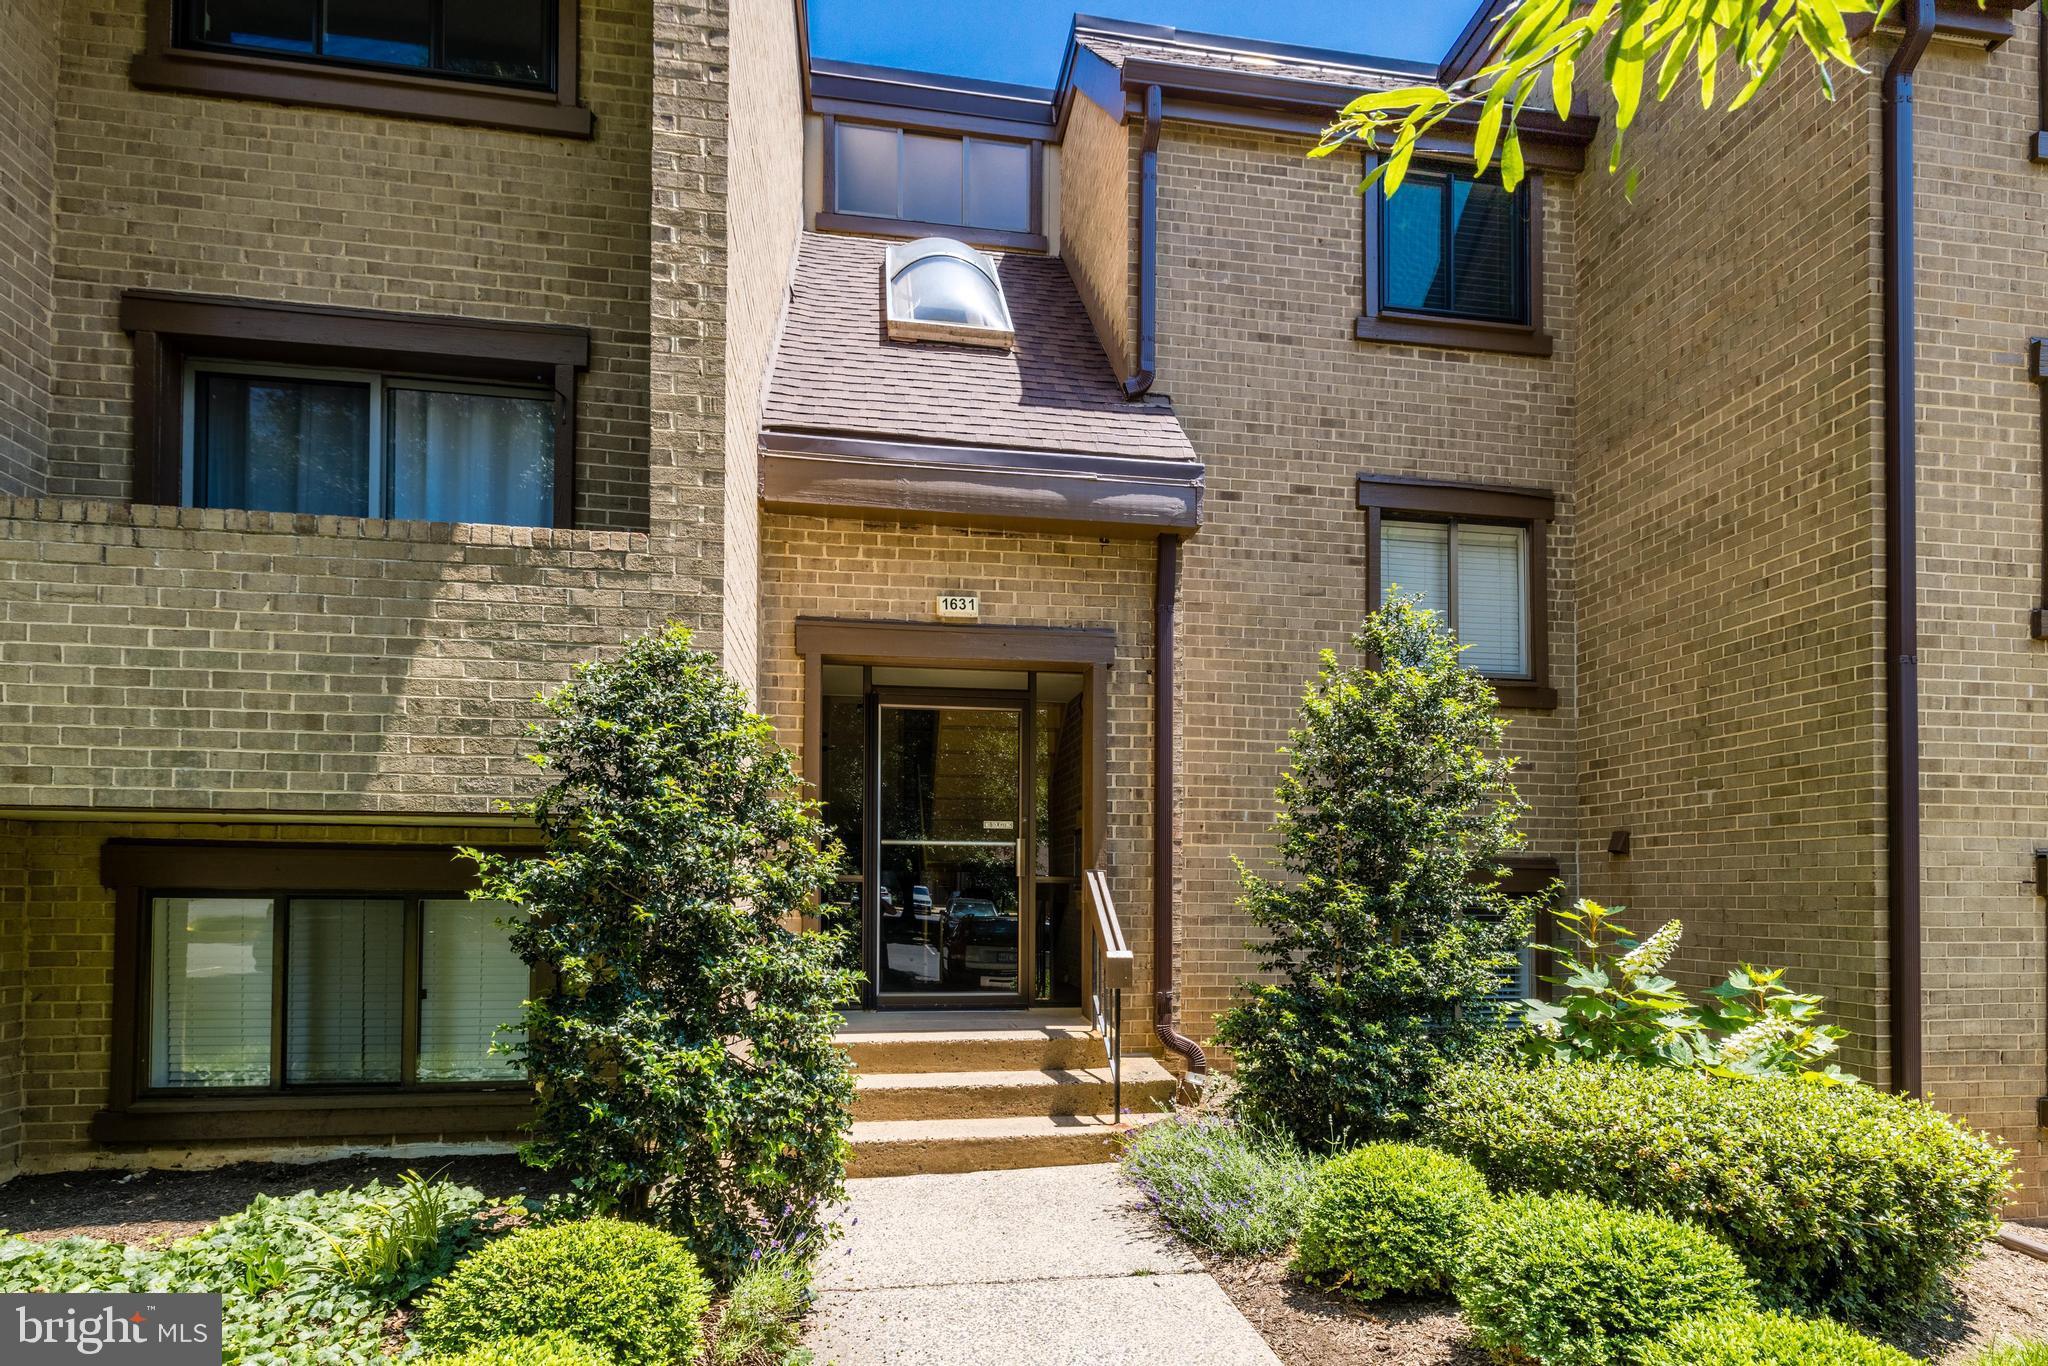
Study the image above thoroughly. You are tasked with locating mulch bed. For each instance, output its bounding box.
[0,1155,566,1247]
[1194,1230,2048,1365]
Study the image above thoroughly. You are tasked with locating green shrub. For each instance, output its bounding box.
[416,1218,712,1366]
[1291,1144,1490,1300]
[1212,599,1542,1147]
[1121,1114,1319,1257]
[432,1334,614,1366]
[1969,1347,2048,1366]
[467,625,858,1278]
[710,1255,811,1366]
[1638,1308,1916,1365]
[1456,1192,1755,1366]
[1424,1061,2013,1323]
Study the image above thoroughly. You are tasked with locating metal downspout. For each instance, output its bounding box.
[1124,84,1163,399]
[1883,0,1933,1098]
[1153,532,1207,1073]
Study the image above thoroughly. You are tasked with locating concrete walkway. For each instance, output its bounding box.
[806,1164,1281,1366]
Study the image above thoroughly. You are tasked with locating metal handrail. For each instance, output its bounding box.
[1083,868,1134,1119]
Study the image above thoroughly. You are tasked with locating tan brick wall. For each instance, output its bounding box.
[721,0,807,697]
[0,0,58,494]
[1568,58,1891,1076]
[1154,122,1582,1042]
[1057,91,1136,382]
[0,500,676,813]
[758,513,1162,1035]
[8,819,524,1172]
[45,0,652,530]
[1912,24,2048,1209]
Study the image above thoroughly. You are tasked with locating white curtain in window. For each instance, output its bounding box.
[387,388,554,528]
[1381,520,1451,617]
[286,898,404,1084]
[1455,524,1530,676]
[417,898,528,1082]
[150,898,275,1088]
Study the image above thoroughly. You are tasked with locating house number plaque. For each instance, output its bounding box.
[936,593,980,620]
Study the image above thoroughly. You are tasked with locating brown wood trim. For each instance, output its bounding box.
[102,840,491,893]
[1359,474,1559,712]
[1354,313,1556,358]
[130,0,590,138]
[91,1090,534,1144]
[120,291,587,526]
[813,96,1052,142]
[795,618,1117,671]
[760,431,1203,534]
[2025,338,2048,638]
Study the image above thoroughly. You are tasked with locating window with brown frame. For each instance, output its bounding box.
[120,291,588,529]
[1358,155,1552,358]
[129,0,591,138]
[98,842,537,1143]
[1360,474,1557,710]
[819,116,1047,252]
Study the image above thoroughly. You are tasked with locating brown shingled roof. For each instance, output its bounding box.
[762,231,1195,463]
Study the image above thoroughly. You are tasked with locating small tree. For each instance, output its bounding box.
[1215,598,1541,1147]
[464,625,858,1282]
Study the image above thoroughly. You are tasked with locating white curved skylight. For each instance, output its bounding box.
[884,238,1015,349]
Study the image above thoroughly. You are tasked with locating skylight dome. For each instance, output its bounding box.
[884,238,1015,348]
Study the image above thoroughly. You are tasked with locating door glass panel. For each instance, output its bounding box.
[149,897,275,1089]
[285,898,404,1084]
[196,373,370,517]
[387,386,554,528]
[322,0,431,68]
[877,705,1021,999]
[418,898,527,1082]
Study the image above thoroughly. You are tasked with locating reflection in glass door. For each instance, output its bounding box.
[873,702,1025,1004]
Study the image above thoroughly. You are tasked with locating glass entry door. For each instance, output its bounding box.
[871,700,1027,1006]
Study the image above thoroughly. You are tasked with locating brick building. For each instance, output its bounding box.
[1,0,2044,1209]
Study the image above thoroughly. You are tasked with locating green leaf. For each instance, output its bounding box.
[1474,94,1506,175]
[1502,130,1527,192]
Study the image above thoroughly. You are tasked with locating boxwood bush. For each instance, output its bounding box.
[416,1218,711,1366]
[431,1334,614,1366]
[1456,1192,1755,1366]
[1638,1308,1917,1365]
[1424,1062,2012,1322]
[1291,1143,1490,1300]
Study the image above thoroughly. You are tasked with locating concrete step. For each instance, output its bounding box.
[847,1111,1168,1179]
[852,1057,1179,1122]
[837,1019,1103,1075]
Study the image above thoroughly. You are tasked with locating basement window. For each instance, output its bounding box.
[884,239,1016,348]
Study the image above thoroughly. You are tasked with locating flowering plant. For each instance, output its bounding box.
[1519,900,1854,1085]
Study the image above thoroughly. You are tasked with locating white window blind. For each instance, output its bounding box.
[1455,524,1529,676]
[150,897,275,1088]
[417,898,528,1082]
[1382,518,1529,678]
[286,898,404,1084]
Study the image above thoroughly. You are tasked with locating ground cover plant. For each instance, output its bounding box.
[1639,1307,1918,1365]
[0,1175,503,1364]
[1214,600,1542,1147]
[1121,1112,1318,1257]
[466,625,859,1279]
[432,1335,614,1366]
[1290,1143,1490,1301]
[1425,1061,2013,1323]
[1456,1191,1756,1366]
[415,1216,712,1366]
[704,1254,814,1366]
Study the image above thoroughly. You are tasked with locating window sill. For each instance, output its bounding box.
[90,1089,535,1144]
[814,211,1048,254]
[129,47,592,139]
[1355,313,1555,359]
[1490,681,1559,711]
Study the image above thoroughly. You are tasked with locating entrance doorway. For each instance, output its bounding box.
[818,664,1087,1009]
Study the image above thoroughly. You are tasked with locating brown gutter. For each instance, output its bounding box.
[1153,532,1207,1073]
[1124,84,1163,399]
[1882,0,1933,1100]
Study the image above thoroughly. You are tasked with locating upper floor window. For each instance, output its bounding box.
[1380,166,1528,325]
[1357,160,1549,357]
[1359,475,1557,710]
[824,120,1042,248]
[177,0,556,90]
[188,363,556,526]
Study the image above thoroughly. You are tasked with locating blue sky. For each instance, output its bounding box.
[807,1,1474,89]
